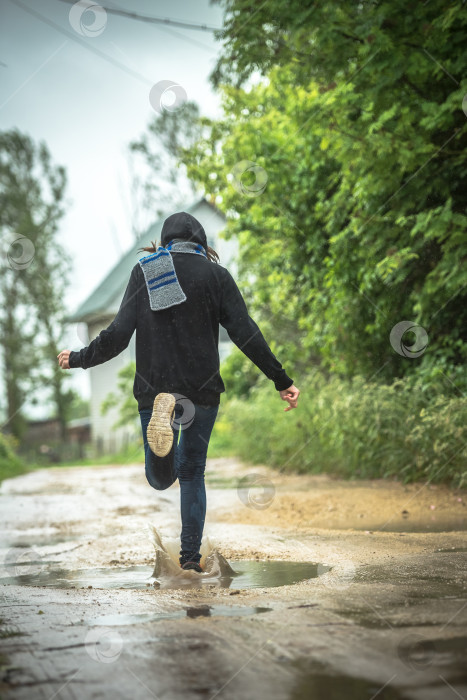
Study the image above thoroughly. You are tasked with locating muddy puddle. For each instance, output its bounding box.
[0,524,331,590]
[0,559,329,590]
[218,559,331,588]
[146,524,331,589]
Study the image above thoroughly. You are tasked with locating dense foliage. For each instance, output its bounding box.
[213,371,467,487]
[182,0,467,396]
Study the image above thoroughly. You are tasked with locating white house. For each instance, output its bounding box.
[68,198,237,452]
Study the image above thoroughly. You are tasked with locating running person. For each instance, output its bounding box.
[58,211,299,572]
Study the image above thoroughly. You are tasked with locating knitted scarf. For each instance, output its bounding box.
[139,239,207,311]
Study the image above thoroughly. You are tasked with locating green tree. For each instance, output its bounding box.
[180,0,467,394]
[64,389,90,422]
[0,129,70,440]
[128,101,205,238]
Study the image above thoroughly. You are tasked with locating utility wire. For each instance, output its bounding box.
[10,0,154,85]
[9,0,220,87]
[56,0,223,33]
[58,0,222,53]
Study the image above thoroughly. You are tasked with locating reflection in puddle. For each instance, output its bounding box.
[220,560,330,589]
[0,560,329,590]
[84,605,272,626]
[0,565,151,589]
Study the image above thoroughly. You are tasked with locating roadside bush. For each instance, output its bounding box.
[0,433,28,483]
[211,372,467,487]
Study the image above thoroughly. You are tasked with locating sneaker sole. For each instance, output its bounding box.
[147,393,176,457]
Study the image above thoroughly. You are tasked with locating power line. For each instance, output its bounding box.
[9,0,220,88]
[139,20,218,55]
[10,0,153,86]
[56,0,223,33]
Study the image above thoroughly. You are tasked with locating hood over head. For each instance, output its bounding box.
[160,211,208,250]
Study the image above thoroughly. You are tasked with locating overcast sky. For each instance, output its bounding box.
[1,0,225,409]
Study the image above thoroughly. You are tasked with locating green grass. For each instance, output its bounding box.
[0,439,145,484]
[206,419,236,458]
[0,434,29,484]
[0,458,30,484]
[209,372,467,488]
[1,434,226,485]
[44,443,145,468]
[5,371,465,489]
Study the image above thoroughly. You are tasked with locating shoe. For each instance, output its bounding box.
[147,393,176,457]
[181,561,203,573]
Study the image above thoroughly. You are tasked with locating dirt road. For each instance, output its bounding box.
[1,457,466,700]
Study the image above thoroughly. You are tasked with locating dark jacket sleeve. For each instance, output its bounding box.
[69,266,138,370]
[219,268,293,391]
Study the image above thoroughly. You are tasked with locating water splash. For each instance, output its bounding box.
[147,524,238,584]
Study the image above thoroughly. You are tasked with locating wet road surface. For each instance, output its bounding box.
[0,458,466,699]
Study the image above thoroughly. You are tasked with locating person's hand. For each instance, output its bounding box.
[279,384,300,411]
[57,350,71,370]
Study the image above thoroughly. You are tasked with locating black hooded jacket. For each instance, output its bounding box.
[69,211,293,409]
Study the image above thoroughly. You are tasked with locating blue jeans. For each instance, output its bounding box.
[139,402,219,566]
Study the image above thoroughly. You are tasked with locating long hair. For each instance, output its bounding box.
[138,240,220,263]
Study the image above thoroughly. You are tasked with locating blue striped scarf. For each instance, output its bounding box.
[139,239,207,311]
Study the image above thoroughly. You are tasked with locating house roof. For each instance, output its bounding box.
[67,198,225,324]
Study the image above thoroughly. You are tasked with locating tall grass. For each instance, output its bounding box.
[211,373,467,487]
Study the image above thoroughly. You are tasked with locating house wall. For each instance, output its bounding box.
[87,318,137,453]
